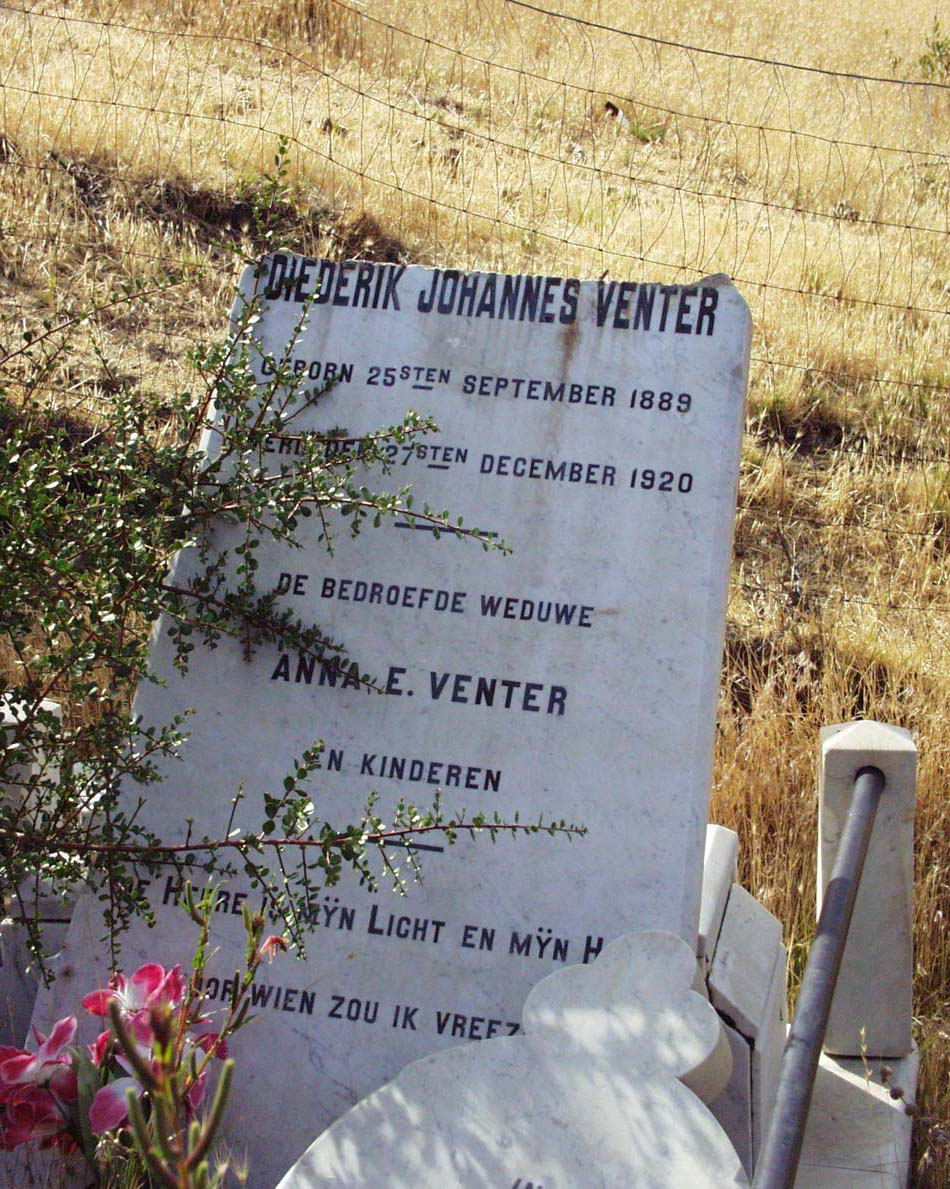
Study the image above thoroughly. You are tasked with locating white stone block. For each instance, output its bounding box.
[819,721,915,1058]
[1,697,61,811]
[707,1019,753,1177]
[709,883,784,1041]
[751,940,787,1162]
[795,1045,918,1188]
[277,932,748,1188]
[522,931,732,1106]
[0,917,69,1048]
[705,880,787,1177]
[698,824,739,972]
[31,260,752,1183]
[0,918,38,1047]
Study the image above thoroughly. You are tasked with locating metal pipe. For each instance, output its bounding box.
[752,765,886,1189]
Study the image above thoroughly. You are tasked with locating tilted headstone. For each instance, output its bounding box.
[33,258,750,1185]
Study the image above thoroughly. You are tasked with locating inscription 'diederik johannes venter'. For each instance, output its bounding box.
[37,256,750,1187]
[263,253,723,334]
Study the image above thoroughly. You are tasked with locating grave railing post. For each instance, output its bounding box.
[753,721,916,1189]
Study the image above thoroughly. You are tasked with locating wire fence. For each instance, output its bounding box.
[0,0,947,622]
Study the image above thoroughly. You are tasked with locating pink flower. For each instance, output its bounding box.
[0,1086,72,1151]
[191,1027,228,1060]
[82,961,228,1139]
[0,1017,78,1104]
[257,934,288,964]
[89,1077,141,1134]
[186,1069,208,1113]
[89,1029,112,1068]
[82,963,186,1023]
[88,1066,208,1135]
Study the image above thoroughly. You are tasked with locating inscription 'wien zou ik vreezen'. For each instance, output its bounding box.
[35,256,750,1187]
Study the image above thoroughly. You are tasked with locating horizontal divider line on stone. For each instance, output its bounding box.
[0,144,945,322]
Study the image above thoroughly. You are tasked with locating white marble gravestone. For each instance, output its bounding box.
[33,258,750,1185]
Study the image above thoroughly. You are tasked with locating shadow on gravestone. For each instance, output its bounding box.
[27,260,751,1186]
[277,931,748,1187]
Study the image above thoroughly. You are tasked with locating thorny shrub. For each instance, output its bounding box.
[0,138,583,972]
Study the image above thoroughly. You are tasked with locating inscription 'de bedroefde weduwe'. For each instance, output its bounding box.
[36,256,751,1186]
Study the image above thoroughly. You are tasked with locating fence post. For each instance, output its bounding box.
[819,721,916,1058]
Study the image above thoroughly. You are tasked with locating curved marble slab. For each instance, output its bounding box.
[277,931,748,1187]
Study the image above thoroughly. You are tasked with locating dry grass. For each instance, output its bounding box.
[1,0,949,1180]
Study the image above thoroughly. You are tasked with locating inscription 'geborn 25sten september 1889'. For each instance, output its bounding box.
[40,256,751,1186]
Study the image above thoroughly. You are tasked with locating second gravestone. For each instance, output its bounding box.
[36,257,750,1185]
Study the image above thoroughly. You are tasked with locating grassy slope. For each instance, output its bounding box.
[1,0,948,1180]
